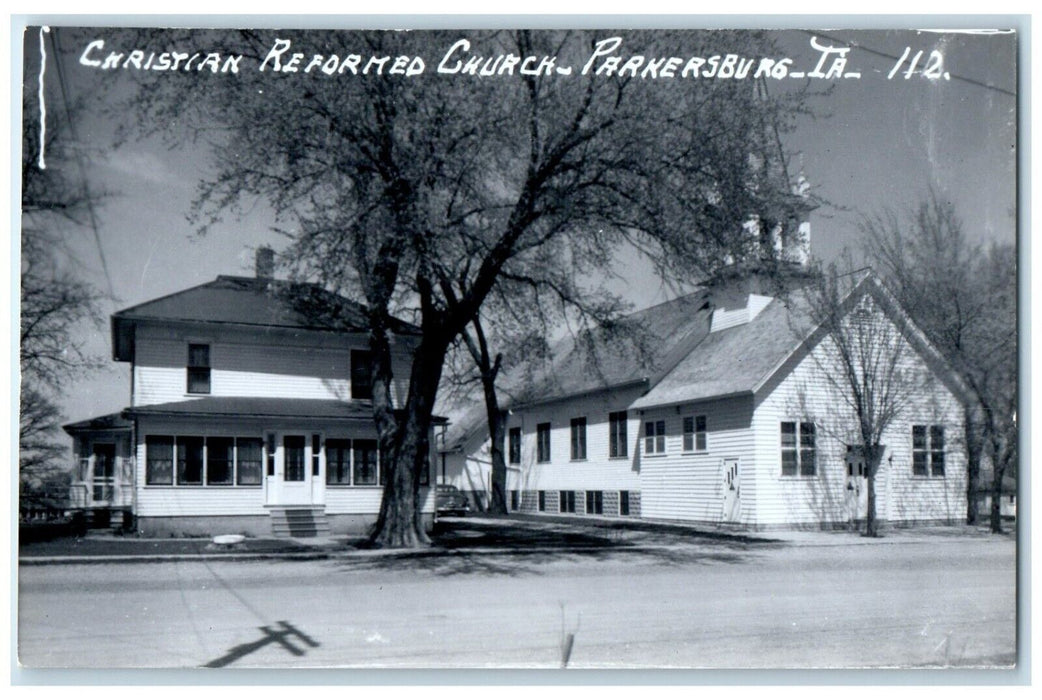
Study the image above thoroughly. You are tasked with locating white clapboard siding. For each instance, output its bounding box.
[132,321,412,406]
[637,395,756,524]
[504,387,646,492]
[443,431,494,494]
[752,309,967,526]
[326,487,434,515]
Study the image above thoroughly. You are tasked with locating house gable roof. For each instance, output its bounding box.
[63,412,133,435]
[111,275,420,361]
[508,291,715,408]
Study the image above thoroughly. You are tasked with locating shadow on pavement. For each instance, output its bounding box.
[334,518,767,576]
[202,620,319,668]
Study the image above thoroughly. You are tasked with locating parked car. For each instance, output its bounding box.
[435,484,472,517]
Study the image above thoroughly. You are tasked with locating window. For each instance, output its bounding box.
[176,436,204,485]
[570,417,587,460]
[146,435,174,485]
[781,421,816,476]
[236,438,263,485]
[326,439,351,485]
[609,410,628,458]
[683,415,707,452]
[620,490,630,516]
[312,435,321,476]
[644,420,666,455]
[351,349,373,400]
[283,436,306,482]
[913,425,946,477]
[585,490,603,515]
[187,344,211,394]
[508,427,522,465]
[353,439,379,485]
[537,423,551,463]
[538,490,546,512]
[510,490,519,511]
[559,490,576,513]
[206,437,234,485]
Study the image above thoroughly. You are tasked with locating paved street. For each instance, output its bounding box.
[18,528,1016,669]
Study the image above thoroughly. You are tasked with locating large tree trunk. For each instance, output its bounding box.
[964,408,982,525]
[369,334,447,548]
[863,445,883,538]
[989,441,1006,535]
[485,388,508,515]
[462,320,508,515]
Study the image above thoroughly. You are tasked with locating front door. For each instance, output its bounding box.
[845,447,869,522]
[721,458,741,523]
[268,433,313,506]
[92,443,116,503]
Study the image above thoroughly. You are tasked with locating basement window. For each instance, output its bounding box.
[559,490,576,514]
[585,490,603,515]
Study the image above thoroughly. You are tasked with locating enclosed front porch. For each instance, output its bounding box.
[63,412,135,528]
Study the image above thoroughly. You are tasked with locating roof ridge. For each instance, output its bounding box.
[622,287,707,320]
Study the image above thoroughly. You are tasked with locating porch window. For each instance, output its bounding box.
[146,435,174,485]
[236,438,263,485]
[187,344,211,394]
[570,417,587,460]
[609,410,628,458]
[508,427,522,465]
[913,425,946,477]
[206,437,234,485]
[283,435,306,482]
[683,415,707,452]
[537,423,551,463]
[326,438,352,485]
[176,436,204,485]
[351,349,373,400]
[644,420,666,455]
[353,439,379,485]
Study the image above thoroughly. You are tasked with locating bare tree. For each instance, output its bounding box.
[19,47,105,504]
[863,194,1017,532]
[116,28,812,547]
[796,267,932,537]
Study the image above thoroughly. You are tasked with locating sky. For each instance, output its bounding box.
[16,25,1018,428]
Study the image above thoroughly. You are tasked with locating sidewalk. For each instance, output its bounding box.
[17,515,1013,565]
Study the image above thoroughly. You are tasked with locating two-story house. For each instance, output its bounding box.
[64,249,435,537]
[443,269,970,529]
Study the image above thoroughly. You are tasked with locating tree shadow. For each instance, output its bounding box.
[202,620,320,668]
[333,519,772,577]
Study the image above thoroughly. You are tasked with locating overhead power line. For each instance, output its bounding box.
[46,26,116,299]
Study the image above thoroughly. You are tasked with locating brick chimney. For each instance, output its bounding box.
[255,246,275,279]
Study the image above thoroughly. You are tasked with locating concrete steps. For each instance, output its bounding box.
[269,506,331,538]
